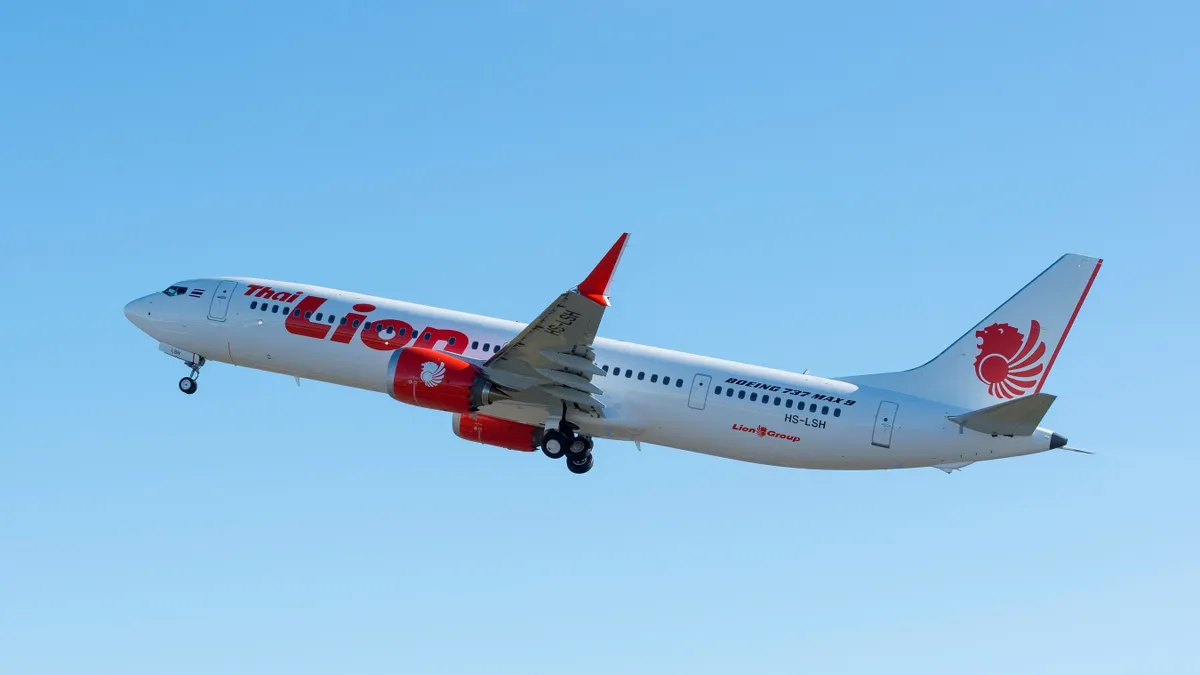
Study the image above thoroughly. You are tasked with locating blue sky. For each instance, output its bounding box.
[1,2,1196,673]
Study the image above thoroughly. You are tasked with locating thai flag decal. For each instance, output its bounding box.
[189,288,205,298]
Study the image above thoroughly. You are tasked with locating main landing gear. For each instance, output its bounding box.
[541,427,594,474]
[178,357,205,395]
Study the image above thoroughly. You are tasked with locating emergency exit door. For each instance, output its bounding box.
[688,374,712,410]
[207,280,238,321]
[872,401,899,448]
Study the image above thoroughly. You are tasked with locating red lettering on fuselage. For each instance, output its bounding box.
[245,285,301,304]
[415,327,469,355]
[331,303,374,344]
[361,318,416,351]
[284,296,333,340]
[279,293,476,355]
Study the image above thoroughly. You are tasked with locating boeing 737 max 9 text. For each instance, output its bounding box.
[123,234,1101,475]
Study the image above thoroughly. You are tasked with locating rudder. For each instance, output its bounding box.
[842,254,1102,410]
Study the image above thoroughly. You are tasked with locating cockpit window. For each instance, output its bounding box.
[162,285,188,297]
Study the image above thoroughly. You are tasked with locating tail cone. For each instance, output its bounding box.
[1050,432,1068,449]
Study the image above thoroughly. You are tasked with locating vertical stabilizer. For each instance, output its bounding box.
[842,254,1102,410]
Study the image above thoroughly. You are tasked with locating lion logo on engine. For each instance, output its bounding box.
[420,361,446,387]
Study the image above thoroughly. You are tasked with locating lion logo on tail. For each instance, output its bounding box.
[974,321,1047,399]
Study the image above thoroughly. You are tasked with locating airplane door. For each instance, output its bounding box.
[207,280,238,321]
[872,401,899,448]
[688,373,712,410]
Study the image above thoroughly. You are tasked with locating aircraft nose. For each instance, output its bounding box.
[124,296,152,328]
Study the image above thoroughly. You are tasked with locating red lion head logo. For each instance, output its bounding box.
[974,320,1047,399]
[756,425,767,438]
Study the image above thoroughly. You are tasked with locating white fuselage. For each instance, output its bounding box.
[124,277,1059,470]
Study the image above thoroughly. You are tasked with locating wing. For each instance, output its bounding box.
[481,233,629,420]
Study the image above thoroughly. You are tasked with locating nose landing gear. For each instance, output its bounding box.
[178,358,204,395]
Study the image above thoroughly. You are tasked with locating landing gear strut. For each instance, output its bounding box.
[178,357,204,395]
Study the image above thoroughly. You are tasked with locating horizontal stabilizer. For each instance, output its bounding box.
[947,393,1056,437]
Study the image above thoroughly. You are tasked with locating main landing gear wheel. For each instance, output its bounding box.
[568,436,593,455]
[567,452,594,474]
[541,429,569,460]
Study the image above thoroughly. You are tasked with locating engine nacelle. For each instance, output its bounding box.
[387,347,506,413]
[451,413,543,452]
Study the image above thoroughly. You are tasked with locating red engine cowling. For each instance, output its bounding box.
[387,347,505,413]
[452,413,544,452]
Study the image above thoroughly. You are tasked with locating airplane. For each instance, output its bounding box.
[123,234,1101,475]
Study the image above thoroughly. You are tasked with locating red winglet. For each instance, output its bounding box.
[576,233,630,306]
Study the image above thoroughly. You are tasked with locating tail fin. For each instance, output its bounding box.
[842,254,1102,410]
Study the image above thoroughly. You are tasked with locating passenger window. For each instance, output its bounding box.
[651,374,658,383]
[834,408,841,417]
[662,377,671,386]
[786,399,793,409]
[603,365,610,373]
[315,313,323,321]
[726,388,733,397]
[810,403,817,413]
[822,405,829,415]
[676,379,683,388]
[483,343,490,351]
[272,305,279,314]
[283,307,290,315]
[353,319,361,327]
[340,317,347,325]
[304,311,312,319]
[472,341,479,349]
[448,337,455,345]
[262,303,268,311]
[714,386,722,395]
[494,345,500,352]
[377,324,385,333]
[250,301,258,309]
[625,369,633,378]
[763,396,770,405]
[293,310,301,317]
[328,315,335,324]
[750,393,758,401]
[774,397,781,405]
[424,332,431,341]
[637,372,645,381]
[738,390,746,399]
[364,321,372,330]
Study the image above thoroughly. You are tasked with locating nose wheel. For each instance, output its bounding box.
[178,358,204,395]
